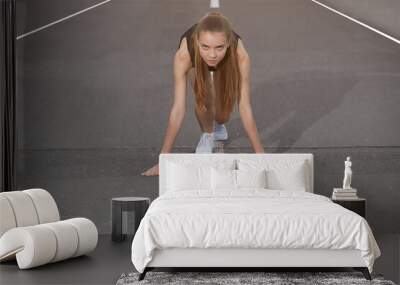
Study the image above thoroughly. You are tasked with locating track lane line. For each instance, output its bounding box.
[311,0,400,45]
[17,0,111,40]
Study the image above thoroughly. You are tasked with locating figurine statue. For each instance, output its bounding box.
[342,156,353,189]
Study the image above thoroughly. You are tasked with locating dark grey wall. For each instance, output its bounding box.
[0,9,4,191]
[15,0,400,234]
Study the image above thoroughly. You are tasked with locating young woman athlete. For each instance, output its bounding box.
[142,12,264,176]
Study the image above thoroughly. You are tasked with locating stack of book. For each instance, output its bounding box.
[332,188,358,200]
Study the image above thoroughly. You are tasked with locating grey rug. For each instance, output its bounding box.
[116,271,397,285]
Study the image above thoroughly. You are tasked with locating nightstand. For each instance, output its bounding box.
[111,197,150,242]
[332,198,366,218]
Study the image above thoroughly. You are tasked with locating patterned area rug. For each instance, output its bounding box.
[116,271,397,285]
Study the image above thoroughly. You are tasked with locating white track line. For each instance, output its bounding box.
[17,0,111,40]
[311,0,400,45]
[210,0,220,8]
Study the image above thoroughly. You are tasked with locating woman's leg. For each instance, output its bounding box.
[194,94,230,131]
[214,107,230,125]
[214,97,230,125]
[193,71,215,133]
[213,95,230,140]
[194,103,214,133]
[192,71,231,131]
[213,71,230,125]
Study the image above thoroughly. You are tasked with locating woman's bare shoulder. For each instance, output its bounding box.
[176,38,191,61]
[236,38,250,61]
[175,37,192,73]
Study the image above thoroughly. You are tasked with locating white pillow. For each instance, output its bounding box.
[267,166,307,191]
[236,169,267,188]
[166,159,236,192]
[167,162,211,191]
[237,159,308,191]
[211,168,236,190]
[211,168,268,190]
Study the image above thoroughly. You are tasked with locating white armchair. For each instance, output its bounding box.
[0,188,98,269]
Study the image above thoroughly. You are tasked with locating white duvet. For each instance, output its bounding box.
[131,189,381,273]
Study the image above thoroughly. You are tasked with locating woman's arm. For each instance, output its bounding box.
[236,39,265,153]
[159,50,191,153]
[141,44,192,176]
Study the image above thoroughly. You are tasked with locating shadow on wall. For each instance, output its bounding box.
[227,70,357,149]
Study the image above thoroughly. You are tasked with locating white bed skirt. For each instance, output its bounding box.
[147,248,366,268]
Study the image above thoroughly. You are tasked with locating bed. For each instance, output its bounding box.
[131,153,381,281]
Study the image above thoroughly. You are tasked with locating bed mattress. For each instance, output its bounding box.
[131,189,380,273]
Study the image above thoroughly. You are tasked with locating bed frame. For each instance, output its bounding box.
[139,153,371,280]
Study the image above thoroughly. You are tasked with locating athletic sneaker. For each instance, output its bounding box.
[213,122,228,140]
[195,132,215,153]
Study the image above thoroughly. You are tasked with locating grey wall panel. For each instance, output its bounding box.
[0,19,3,192]
[15,0,400,234]
[16,0,400,149]
[16,147,400,234]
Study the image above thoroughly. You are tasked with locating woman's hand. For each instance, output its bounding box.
[255,148,265,153]
[141,163,159,176]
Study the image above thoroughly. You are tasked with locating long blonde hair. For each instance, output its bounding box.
[190,12,241,118]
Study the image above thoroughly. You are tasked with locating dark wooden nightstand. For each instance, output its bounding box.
[332,198,366,218]
[111,197,150,242]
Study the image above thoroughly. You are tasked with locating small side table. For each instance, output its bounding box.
[111,197,150,242]
[332,198,366,218]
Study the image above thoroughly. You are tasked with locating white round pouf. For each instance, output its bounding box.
[0,226,57,269]
[0,189,98,269]
[63,218,98,257]
[0,196,17,237]
[0,191,39,227]
[42,221,79,262]
[23,188,60,223]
